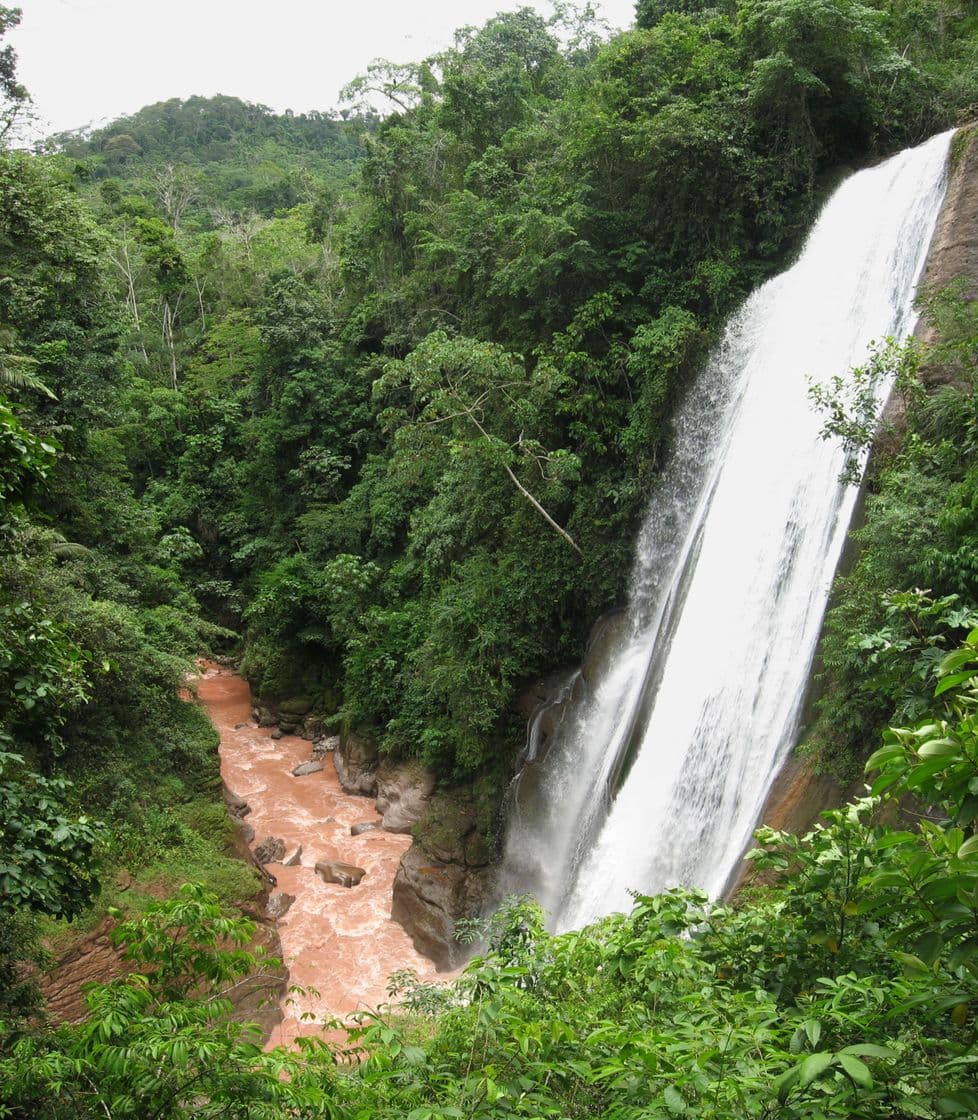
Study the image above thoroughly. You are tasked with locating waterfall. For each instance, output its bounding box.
[501,129,954,933]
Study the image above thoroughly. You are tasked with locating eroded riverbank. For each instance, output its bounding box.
[198,662,443,1048]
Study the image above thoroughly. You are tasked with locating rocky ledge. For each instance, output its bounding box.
[332,729,496,969]
[331,729,435,834]
[390,787,496,969]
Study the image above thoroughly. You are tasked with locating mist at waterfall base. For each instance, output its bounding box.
[501,130,954,934]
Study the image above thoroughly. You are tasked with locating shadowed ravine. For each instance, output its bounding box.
[198,663,442,1048]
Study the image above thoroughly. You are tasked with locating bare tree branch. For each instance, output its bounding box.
[465,410,582,555]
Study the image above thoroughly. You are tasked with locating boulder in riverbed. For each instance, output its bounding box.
[222,785,251,819]
[292,759,324,777]
[253,836,286,865]
[266,892,296,919]
[351,821,380,836]
[282,846,302,867]
[299,713,330,740]
[253,706,277,727]
[279,696,314,719]
[315,861,366,888]
[392,844,492,968]
[390,783,497,967]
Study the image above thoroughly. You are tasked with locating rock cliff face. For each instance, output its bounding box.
[883,121,978,431]
[390,788,496,968]
[332,729,382,796]
[391,844,494,968]
[40,918,129,1024]
[918,125,978,311]
[375,762,436,834]
[252,695,335,741]
[333,730,494,968]
[332,730,437,834]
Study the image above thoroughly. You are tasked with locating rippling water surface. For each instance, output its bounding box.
[199,663,443,1048]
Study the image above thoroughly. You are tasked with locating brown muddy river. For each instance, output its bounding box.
[198,663,442,1048]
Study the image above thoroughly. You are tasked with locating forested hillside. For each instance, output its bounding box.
[3,0,978,1115]
[40,0,978,783]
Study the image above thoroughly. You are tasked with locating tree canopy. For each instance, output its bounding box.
[1,2,978,1113]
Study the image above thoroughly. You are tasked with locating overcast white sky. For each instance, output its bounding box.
[12,0,637,138]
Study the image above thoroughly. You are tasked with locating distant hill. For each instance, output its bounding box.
[53,94,371,216]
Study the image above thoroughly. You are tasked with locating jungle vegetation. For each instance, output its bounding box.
[2,0,978,1115]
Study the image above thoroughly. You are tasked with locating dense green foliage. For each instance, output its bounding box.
[4,648,978,1118]
[807,274,978,779]
[0,885,334,1118]
[0,38,262,1022]
[38,0,977,786]
[3,1,978,1115]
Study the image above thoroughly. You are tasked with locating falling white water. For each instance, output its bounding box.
[501,130,953,932]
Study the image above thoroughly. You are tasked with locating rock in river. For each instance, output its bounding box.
[315,861,366,888]
[332,729,380,795]
[222,784,251,819]
[292,759,324,777]
[376,760,435,833]
[267,892,297,919]
[254,836,287,865]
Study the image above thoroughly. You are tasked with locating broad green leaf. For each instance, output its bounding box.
[775,1066,800,1104]
[917,738,959,758]
[914,930,944,965]
[865,743,904,772]
[906,757,956,789]
[839,1044,896,1059]
[870,769,905,795]
[893,951,932,976]
[869,872,909,891]
[948,1089,978,1111]
[958,835,978,859]
[938,649,978,674]
[663,1085,686,1114]
[921,876,969,901]
[957,795,978,826]
[949,940,978,969]
[935,670,978,697]
[799,1052,833,1086]
[838,1054,873,1089]
[938,1094,976,1115]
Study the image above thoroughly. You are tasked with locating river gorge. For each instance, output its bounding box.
[200,663,444,1047]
